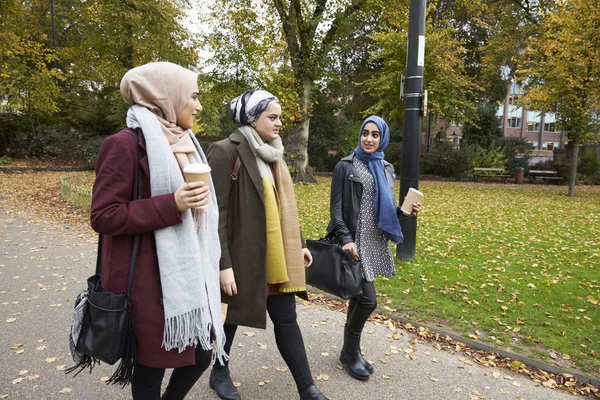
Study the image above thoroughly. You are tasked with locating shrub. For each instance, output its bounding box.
[469,145,508,169]
[0,156,12,165]
[498,138,533,173]
[579,146,599,177]
[421,142,473,179]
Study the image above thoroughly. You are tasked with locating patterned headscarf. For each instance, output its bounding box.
[353,116,404,244]
[120,62,199,170]
[230,90,279,126]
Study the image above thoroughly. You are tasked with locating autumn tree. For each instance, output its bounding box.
[518,0,600,197]
[1,0,199,158]
[365,0,480,130]
[201,0,372,182]
[0,0,62,152]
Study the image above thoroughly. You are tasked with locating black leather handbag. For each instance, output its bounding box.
[66,129,141,386]
[305,236,362,300]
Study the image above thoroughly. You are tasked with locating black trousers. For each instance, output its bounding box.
[346,278,377,333]
[131,345,213,400]
[215,293,314,391]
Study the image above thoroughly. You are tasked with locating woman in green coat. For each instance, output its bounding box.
[206,90,327,400]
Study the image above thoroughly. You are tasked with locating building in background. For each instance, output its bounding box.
[496,82,566,150]
[439,82,567,152]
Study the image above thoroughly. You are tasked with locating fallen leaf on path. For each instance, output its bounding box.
[59,388,72,393]
[6,318,16,323]
[12,378,23,384]
[10,343,23,349]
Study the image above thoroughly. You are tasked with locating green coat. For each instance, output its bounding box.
[207,129,307,329]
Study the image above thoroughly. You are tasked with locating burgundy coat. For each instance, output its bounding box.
[90,128,196,368]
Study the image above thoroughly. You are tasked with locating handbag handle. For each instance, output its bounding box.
[94,128,142,297]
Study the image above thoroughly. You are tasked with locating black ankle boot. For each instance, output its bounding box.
[209,366,241,400]
[299,384,328,399]
[340,328,370,381]
[343,327,374,374]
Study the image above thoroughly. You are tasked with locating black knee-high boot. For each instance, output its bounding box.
[340,325,370,380]
[341,299,375,380]
[210,323,241,400]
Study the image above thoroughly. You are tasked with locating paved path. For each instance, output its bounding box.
[0,205,582,399]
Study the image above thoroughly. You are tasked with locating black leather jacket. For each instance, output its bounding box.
[327,154,401,246]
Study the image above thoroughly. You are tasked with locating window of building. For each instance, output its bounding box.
[544,113,557,132]
[507,105,522,128]
[531,141,539,149]
[508,117,521,128]
[496,105,504,128]
[526,111,541,132]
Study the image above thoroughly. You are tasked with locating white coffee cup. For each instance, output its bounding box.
[401,187,423,215]
[183,163,211,208]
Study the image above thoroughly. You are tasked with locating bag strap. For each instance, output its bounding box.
[95,128,142,297]
[231,155,241,181]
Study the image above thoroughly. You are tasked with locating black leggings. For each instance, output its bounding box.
[131,345,213,400]
[347,278,377,333]
[215,293,314,391]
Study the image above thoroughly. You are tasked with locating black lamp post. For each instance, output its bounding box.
[396,0,427,262]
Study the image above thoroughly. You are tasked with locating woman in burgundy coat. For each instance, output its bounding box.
[91,62,226,400]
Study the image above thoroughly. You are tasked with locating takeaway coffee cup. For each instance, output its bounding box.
[183,163,211,208]
[401,188,423,215]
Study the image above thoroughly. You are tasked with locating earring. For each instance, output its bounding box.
[250,121,256,127]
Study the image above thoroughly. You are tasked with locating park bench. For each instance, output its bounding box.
[528,170,564,184]
[473,167,510,183]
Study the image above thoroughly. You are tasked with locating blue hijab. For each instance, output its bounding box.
[353,116,404,244]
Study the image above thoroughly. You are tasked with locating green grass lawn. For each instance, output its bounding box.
[296,178,600,374]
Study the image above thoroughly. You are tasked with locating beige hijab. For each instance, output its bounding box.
[120,62,198,170]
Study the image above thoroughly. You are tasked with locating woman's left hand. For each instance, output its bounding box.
[302,248,313,268]
[402,202,422,217]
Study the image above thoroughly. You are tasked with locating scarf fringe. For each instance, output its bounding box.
[278,286,306,293]
[162,306,213,351]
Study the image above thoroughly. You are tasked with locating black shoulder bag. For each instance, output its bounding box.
[66,128,142,386]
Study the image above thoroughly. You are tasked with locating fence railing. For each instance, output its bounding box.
[60,175,92,210]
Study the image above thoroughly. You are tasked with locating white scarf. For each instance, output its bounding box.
[126,105,226,363]
[239,125,284,178]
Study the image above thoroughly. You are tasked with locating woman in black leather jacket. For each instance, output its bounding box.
[327,116,420,381]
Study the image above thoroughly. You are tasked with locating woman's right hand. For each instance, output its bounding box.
[342,242,359,261]
[220,268,238,296]
[174,181,210,211]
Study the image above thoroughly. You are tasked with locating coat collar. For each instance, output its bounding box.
[229,129,264,204]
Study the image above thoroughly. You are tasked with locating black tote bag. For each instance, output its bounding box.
[305,237,362,300]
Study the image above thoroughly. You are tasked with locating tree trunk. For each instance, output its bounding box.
[567,137,580,197]
[286,77,317,183]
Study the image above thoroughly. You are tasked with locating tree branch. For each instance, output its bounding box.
[273,0,301,74]
[318,0,365,56]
